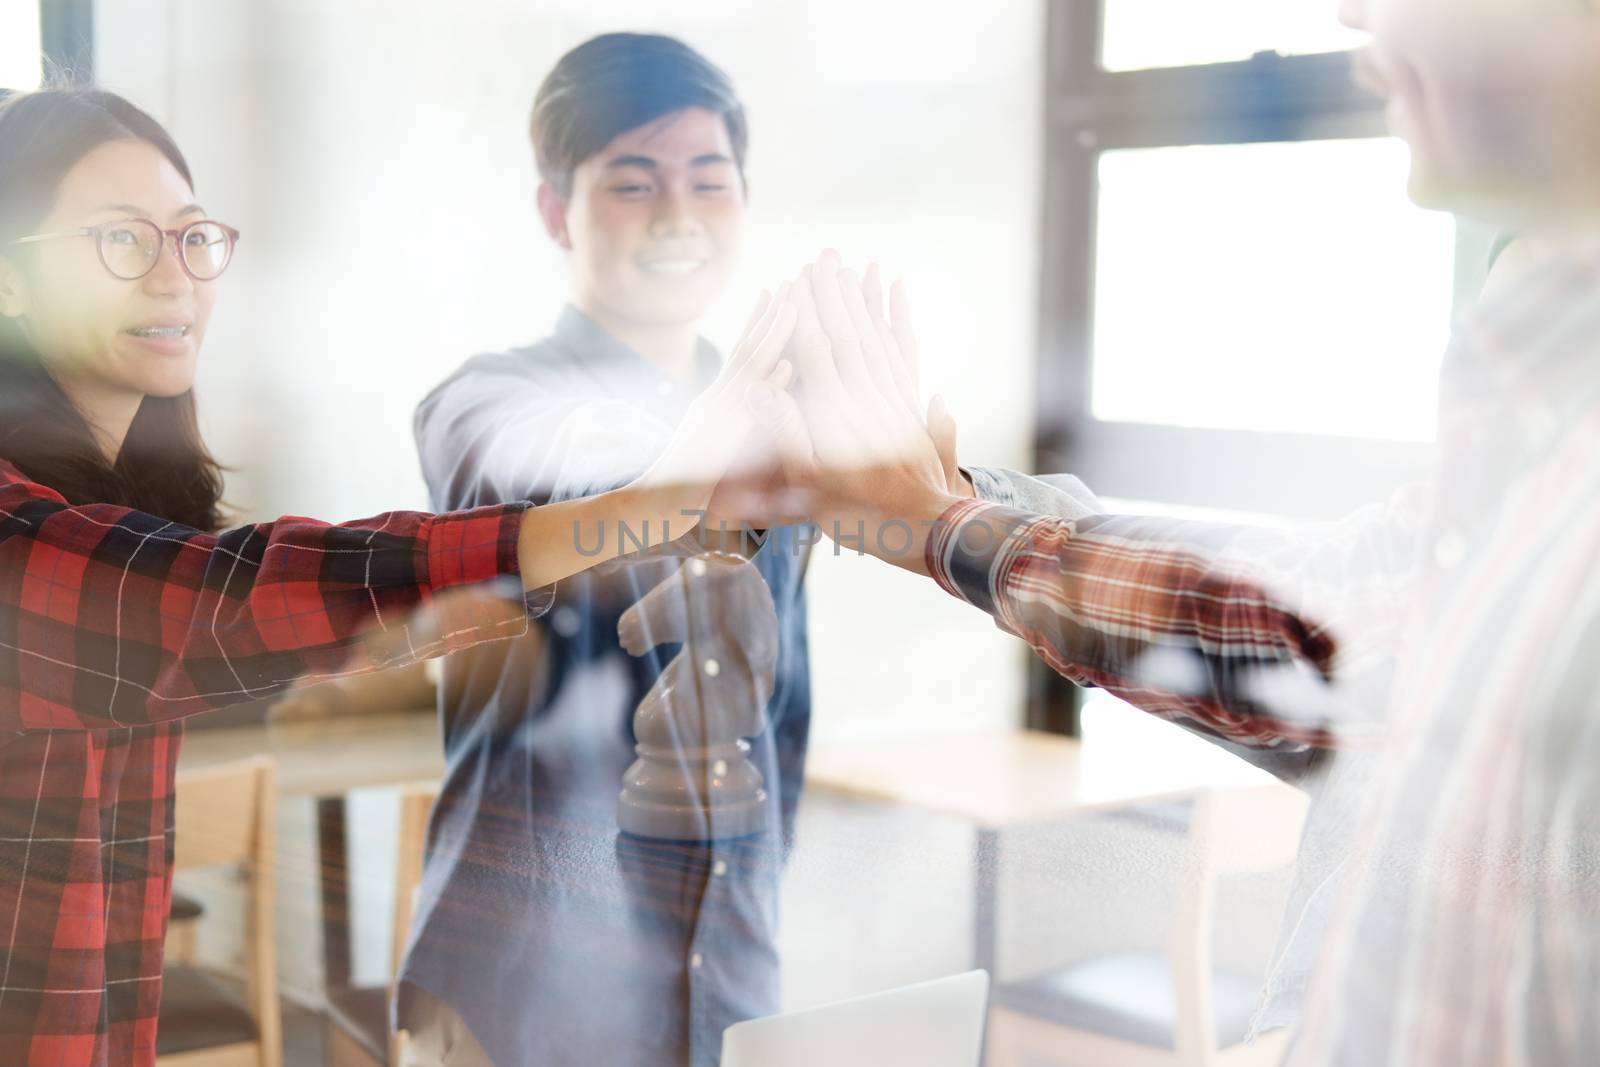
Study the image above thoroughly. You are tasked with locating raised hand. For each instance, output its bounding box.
[747,251,963,568]
[639,287,797,522]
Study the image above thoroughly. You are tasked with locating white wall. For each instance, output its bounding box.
[94,0,1046,739]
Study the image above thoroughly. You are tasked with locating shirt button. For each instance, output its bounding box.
[690,952,704,969]
[1434,529,1467,569]
[712,860,728,877]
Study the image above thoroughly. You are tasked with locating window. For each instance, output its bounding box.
[1101,0,1367,71]
[1,0,43,90]
[1029,1,1477,732]
[1092,138,1456,443]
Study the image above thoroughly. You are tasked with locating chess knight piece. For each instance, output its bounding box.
[616,552,780,840]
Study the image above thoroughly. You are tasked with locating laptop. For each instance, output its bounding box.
[720,970,990,1067]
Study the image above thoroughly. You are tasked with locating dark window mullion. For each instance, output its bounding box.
[1060,51,1387,150]
[40,0,93,84]
[1028,0,1104,737]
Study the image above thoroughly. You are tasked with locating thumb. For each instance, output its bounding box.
[747,380,817,487]
[927,394,961,490]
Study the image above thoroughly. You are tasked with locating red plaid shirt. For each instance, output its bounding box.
[0,459,538,1066]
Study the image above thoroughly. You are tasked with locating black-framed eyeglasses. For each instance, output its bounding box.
[9,218,241,281]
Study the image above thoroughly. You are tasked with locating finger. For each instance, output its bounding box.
[739,289,773,341]
[862,265,918,413]
[789,267,842,397]
[863,262,885,323]
[826,266,901,458]
[839,267,910,418]
[722,358,798,485]
[790,268,853,423]
[725,282,791,379]
[747,380,819,489]
[839,268,929,472]
[869,279,922,418]
[732,300,797,387]
[811,250,873,395]
[766,358,794,392]
[890,278,922,401]
[787,266,864,463]
[734,284,782,360]
[928,393,961,492]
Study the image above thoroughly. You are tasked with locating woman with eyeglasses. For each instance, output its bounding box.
[0,87,794,1067]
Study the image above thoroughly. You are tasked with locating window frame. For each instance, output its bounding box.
[0,1,92,95]
[41,0,94,82]
[1027,0,1477,732]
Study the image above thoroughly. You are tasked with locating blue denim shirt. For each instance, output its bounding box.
[401,306,1098,1065]
[402,307,810,1067]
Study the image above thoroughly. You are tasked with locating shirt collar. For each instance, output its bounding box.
[552,304,721,401]
[1441,240,1600,458]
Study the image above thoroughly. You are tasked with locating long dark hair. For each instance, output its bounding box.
[0,88,225,532]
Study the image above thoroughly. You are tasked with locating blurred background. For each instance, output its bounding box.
[0,2,1490,1062]
[0,0,1474,749]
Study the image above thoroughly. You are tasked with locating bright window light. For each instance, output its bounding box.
[1091,138,1457,442]
[1102,0,1369,71]
[0,0,42,90]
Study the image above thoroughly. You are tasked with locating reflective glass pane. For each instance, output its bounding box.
[1091,138,1457,442]
[1102,0,1368,71]
[0,0,41,90]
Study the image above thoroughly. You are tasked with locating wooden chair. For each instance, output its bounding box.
[325,781,440,1067]
[157,756,282,1067]
[987,782,1310,1067]
[165,891,206,965]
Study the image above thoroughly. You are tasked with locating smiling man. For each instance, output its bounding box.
[402,32,1104,1066]
[401,35,802,1067]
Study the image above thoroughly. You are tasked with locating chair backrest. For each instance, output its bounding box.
[1168,782,1310,1065]
[170,755,281,1067]
[173,755,276,871]
[390,781,439,982]
[388,781,440,1066]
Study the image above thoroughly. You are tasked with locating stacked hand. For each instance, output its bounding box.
[639,285,798,526]
[745,250,972,573]
[638,250,973,574]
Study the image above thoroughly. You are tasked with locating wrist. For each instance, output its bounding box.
[616,480,712,545]
[839,490,963,576]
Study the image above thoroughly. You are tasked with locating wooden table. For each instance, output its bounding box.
[805,729,1268,976]
[180,718,1265,992]
[805,729,1224,827]
[179,710,444,797]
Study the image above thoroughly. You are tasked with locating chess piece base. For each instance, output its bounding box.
[616,786,770,841]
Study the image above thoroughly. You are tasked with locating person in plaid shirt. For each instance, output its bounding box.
[0,87,797,1066]
[746,0,1600,1057]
